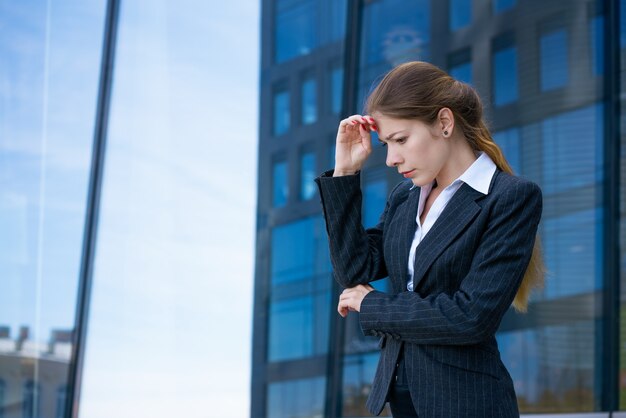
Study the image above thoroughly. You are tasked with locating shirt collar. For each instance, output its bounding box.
[457,151,497,195]
[409,151,497,194]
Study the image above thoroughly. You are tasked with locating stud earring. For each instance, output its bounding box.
[443,130,449,136]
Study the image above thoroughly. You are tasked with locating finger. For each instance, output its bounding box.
[339,115,364,129]
[337,301,348,317]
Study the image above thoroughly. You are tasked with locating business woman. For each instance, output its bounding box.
[314,61,544,417]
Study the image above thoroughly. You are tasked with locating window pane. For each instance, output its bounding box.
[273,160,289,207]
[274,89,290,136]
[275,0,316,63]
[493,128,521,175]
[300,152,317,200]
[540,28,569,91]
[543,209,602,298]
[449,0,471,31]
[450,61,472,84]
[343,353,391,417]
[358,0,431,105]
[320,0,347,44]
[270,217,331,286]
[493,45,518,106]
[301,77,317,125]
[541,104,603,195]
[267,377,326,418]
[331,66,344,114]
[78,2,257,417]
[590,15,604,76]
[269,217,331,361]
[497,323,596,412]
[493,0,516,14]
[0,2,106,417]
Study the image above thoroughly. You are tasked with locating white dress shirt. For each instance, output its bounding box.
[406,151,498,291]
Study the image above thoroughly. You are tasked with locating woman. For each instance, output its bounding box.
[314,61,544,417]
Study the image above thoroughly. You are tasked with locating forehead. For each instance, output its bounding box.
[373,114,430,138]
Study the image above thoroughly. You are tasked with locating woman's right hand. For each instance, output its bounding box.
[333,114,377,177]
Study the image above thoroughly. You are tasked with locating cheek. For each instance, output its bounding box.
[413,138,437,164]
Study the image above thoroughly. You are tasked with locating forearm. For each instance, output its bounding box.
[315,170,388,287]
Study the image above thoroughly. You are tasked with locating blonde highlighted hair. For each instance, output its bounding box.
[365,61,544,312]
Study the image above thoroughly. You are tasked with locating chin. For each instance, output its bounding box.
[411,176,434,188]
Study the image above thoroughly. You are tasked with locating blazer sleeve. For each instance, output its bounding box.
[314,169,402,288]
[359,180,543,345]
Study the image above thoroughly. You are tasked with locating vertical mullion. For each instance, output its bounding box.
[324,0,363,417]
[602,0,620,412]
[65,0,121,417]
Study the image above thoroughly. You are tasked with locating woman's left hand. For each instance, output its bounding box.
[338,284,374,317]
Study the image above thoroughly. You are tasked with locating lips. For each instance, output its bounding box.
[401,169,415,178]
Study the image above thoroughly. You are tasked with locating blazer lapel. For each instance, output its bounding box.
[411,182,485,291]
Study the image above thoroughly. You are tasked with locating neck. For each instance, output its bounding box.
[435,139,477,189]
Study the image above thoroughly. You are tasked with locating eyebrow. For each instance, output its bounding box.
[382,130,406,142]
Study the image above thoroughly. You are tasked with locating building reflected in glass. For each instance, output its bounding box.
[253,0,626,416]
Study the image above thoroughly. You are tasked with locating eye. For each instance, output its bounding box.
[396,137,407,144]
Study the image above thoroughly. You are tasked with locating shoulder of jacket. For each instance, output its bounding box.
[388,179,414,201]
[491,170,540,192]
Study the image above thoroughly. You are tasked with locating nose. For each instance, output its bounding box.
[385,147,402,168]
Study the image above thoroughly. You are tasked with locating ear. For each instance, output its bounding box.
[437,107,454,137]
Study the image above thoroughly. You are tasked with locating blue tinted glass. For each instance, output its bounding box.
[493,0,516,13]
[271,217,331,285]
[450,62,472,84]
[269,297,313,359]
[360,0,431,70]
[493,46,518,106]
[274,90,290,136]
[300,152,317,200]
[275,0,316,63]
[343,353,391,416]
[268,218,331,361]
[302,78,317,124]
[543,208,602,298]
[493,128,521,174]
[331,66,344,114]
[590,16,604,76]
[0,2,105,417]
[497,323,597,411]
[363,179,387,229]
[450,0,471,31]
[540,29,568,91]
[267,377,326,417]
[273,160,288,207]
[322,0,348,44]
[541,104,603,194]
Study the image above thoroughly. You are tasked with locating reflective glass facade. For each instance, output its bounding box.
[2,1,257,417]
[254,0,626,417]
[0,1,106,416]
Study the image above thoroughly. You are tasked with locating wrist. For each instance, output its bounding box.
[333,168,358,177]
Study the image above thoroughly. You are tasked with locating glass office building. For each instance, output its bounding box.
[252,0,626,417]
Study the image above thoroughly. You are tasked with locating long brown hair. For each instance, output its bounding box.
[365,61,544,312]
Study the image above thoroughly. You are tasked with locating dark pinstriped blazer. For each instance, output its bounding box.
[314,168,542,418]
